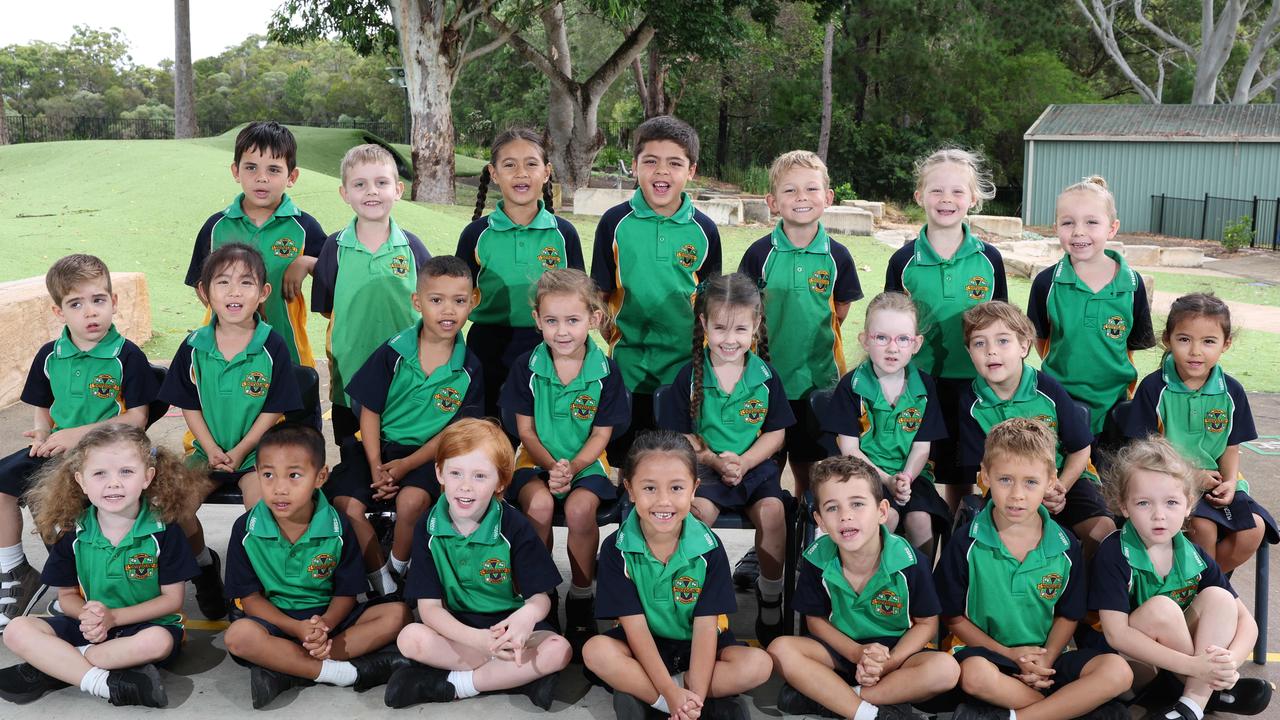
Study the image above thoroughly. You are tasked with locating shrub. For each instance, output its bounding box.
[1222,215,1254,253]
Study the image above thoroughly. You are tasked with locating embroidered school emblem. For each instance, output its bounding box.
[308,553,337,580]
[389,255,410,278]
[672,576,702,604]
[480,558,511,584]
[965,276,990,301]
[271,237,299,258]
[1103,315,1127,340]
[871,588,903,617]
[808,269,832,294]
[1034,414,1058,432]
[88,373,120,400]
[1037,572,1064,601]
[1204,409,1229,433]
[571,394,598,421]
[739,398,767,424]
[434,387,462,413]
[1169,582,1199,608]
[537,246,562,269]
[241,371,270,398]
[897,407,923,433]
[676,244,699,269]
[124,552,157,581]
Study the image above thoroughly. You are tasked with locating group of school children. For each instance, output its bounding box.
[0,115,1272,720]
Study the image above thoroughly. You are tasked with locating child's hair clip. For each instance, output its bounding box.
[695,279,709,294]
[149,446,159,458]
[755,277,768,291]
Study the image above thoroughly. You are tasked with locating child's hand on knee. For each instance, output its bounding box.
[717,452,742,485]
[891,473,912,504]
[664,686,702,720]
[1042,483,1066,514]
[1207,478,1235,506]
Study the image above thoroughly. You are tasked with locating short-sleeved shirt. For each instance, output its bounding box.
[186,193,327,366]
[1028,250,1155,434]
[958,364,1095,482]
[591,190,722,393]
[311,217,431,406]
[822,360,947,481]
[663,351,795,456]
[456,200,584,327]
[405,498,561,615]
[1125,355,1257,473]
[160,319,302,470]
[1089,523,1235,614]
[21,325,158,431]
[43,503,198,627]
[884,226,1007,380]
[738,223,863,397]
[935,504,1084,648]
[596,512,736,641]
[794,527,941,642]
[224,491,366,611]
[345,321,484,446]
[501,341,630,480]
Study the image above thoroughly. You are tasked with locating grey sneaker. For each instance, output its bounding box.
[0,561,41,629]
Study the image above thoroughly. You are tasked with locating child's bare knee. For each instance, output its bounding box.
[223,618,263,657]
[1195,585,1236,610]
[924,652,962,690]
[959,657,998,694]
[540,634,573,670]
[1087,653,1133,693]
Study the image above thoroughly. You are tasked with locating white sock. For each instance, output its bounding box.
[1167,697,1204,720]
[853,702,879,720]
[758,574,783,624]
[1010,711,1017,720]
[447,669,478,699]
[195,546,213,567]
[852,684,862,697]
[77,645,91,656]
[80,666,110,699]
[0,544,24,573]
[671,673,684,689]
[651,696,671,713]
[368,566,396,595]
[568,583,594,599]
[388,554,409,576]
[314,659,357,687]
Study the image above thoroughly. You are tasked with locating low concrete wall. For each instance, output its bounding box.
[741,198,772,225]
[969,215,1023,239]
[571,187,634,216]
[823,206,875,236]
[842,199,884,220]
[692,198,744,226]
[0,273,151,409]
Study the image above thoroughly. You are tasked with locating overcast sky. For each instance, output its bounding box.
[1,0,281,67]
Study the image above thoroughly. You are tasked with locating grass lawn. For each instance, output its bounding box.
[3,132,1279,391]
[1146,269,1280,307]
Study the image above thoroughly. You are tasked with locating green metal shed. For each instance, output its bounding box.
[1022,104,1280,243]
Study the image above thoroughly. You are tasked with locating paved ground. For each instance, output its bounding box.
[0,360,1276,719]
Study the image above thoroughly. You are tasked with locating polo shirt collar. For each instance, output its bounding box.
[971,503,1070,558]
[336,216,409,250]
[529,341,609,386]
[912,224,982,266]
[76,501,164,546]
[389,320,468,375]
[769,221,830,254]
[808,526,915,585]
[972,363,1038,407]
[1052,249,1136,293]
[1161,353,1226,395]
[246,491,342,541]
[424,497,504,544]
[701,350,772,391]
[850,360,926,410]
[629,188,695,223]
[616,510,716,561]
[187,318,273,360]
[488,199,557,231]
[224,192,300,220]
[53,324,125,359]
[1119,521,1206,577]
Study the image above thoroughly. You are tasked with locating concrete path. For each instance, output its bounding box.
[1150,290,1280,334]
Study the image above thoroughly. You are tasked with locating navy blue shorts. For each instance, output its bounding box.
[468,323,542,421]
[1193,490,1279,544]
[208,468,252,488]
[696,459,786,512]
[929,378,967,485]
[784,398,828,463]
[451,609,557,634]
[324,441,440,508]
[890,477,952,528]
[229,600,373,667]
[0,447,50,498]
[1053,478,1114,529]
[953,645,1112,693]
[42,615,183,666]
[505,468,617,504]
[602,624,739,676]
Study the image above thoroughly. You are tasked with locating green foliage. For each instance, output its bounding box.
[1222,216,1255,253]
[832,182,856,204]
[593,145,631,171]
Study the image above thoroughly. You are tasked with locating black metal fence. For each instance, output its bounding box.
[1150,193,1280,249]
[4,116,403,144]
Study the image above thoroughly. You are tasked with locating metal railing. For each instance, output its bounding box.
[1150,193,1280,249]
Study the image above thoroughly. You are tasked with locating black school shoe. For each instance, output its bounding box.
[754,585,786,647]
[351,646,413,692]
[564,594,596,658]
[250,665,314,709]
[702,696,749,720]
[776,682,839,718]
[1157,699,1200,720]
[732,549,759,591]
[512,671,559,710]
[876,703,920,720]
[612,690,658,720]
[1078,699,1128,720]
[0,662,69,704]
[383,664,454,708]
[1206,678,1274,716]
[107,663,168,708]
[193,550,228,620]
[953,700,1011,720]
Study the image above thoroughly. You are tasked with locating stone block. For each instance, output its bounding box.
[1038,240,1065,261]
[968,215,1023,239]
[842,199,885,220]
[822,206,875,236]
[692,199,744,226]
[1106,241,1125,253]
[1159,247,1204,268]
[1122,244,1161,267]
[0,272,150,408]
[741,198,772,225]
[571,187,633,216]
[873,229,914,249]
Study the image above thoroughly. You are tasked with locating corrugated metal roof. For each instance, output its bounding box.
[1024,104,1280,141]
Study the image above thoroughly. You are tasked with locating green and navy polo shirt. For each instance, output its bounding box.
[456,200,584,328]
[405,498,561,616]
[186,193,327,366]
[21,325,159,431]
[311,217,430,407]
[884,225,1007,380]
[591,189,722,393]
[738,222,863,398]
[1028,250,1155,434]
[42,503,199,627]
[1089,523,1235,614]
[160,319,302,470]
[596,512,736,642]
[344,321,484,447]
[500,341,630,480]
[662,350,795,455]
[794,527,941,642]
[224,491,366,611]
[936,504,1085,649]
[822,360,947,481]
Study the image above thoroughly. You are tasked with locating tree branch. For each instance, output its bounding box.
[583,17,655,100]
[461,27,513,64]
[1133,0,1194,55]
[1075,0,1160,102]
[483,12,577,93]
[1233,0,1280,102]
